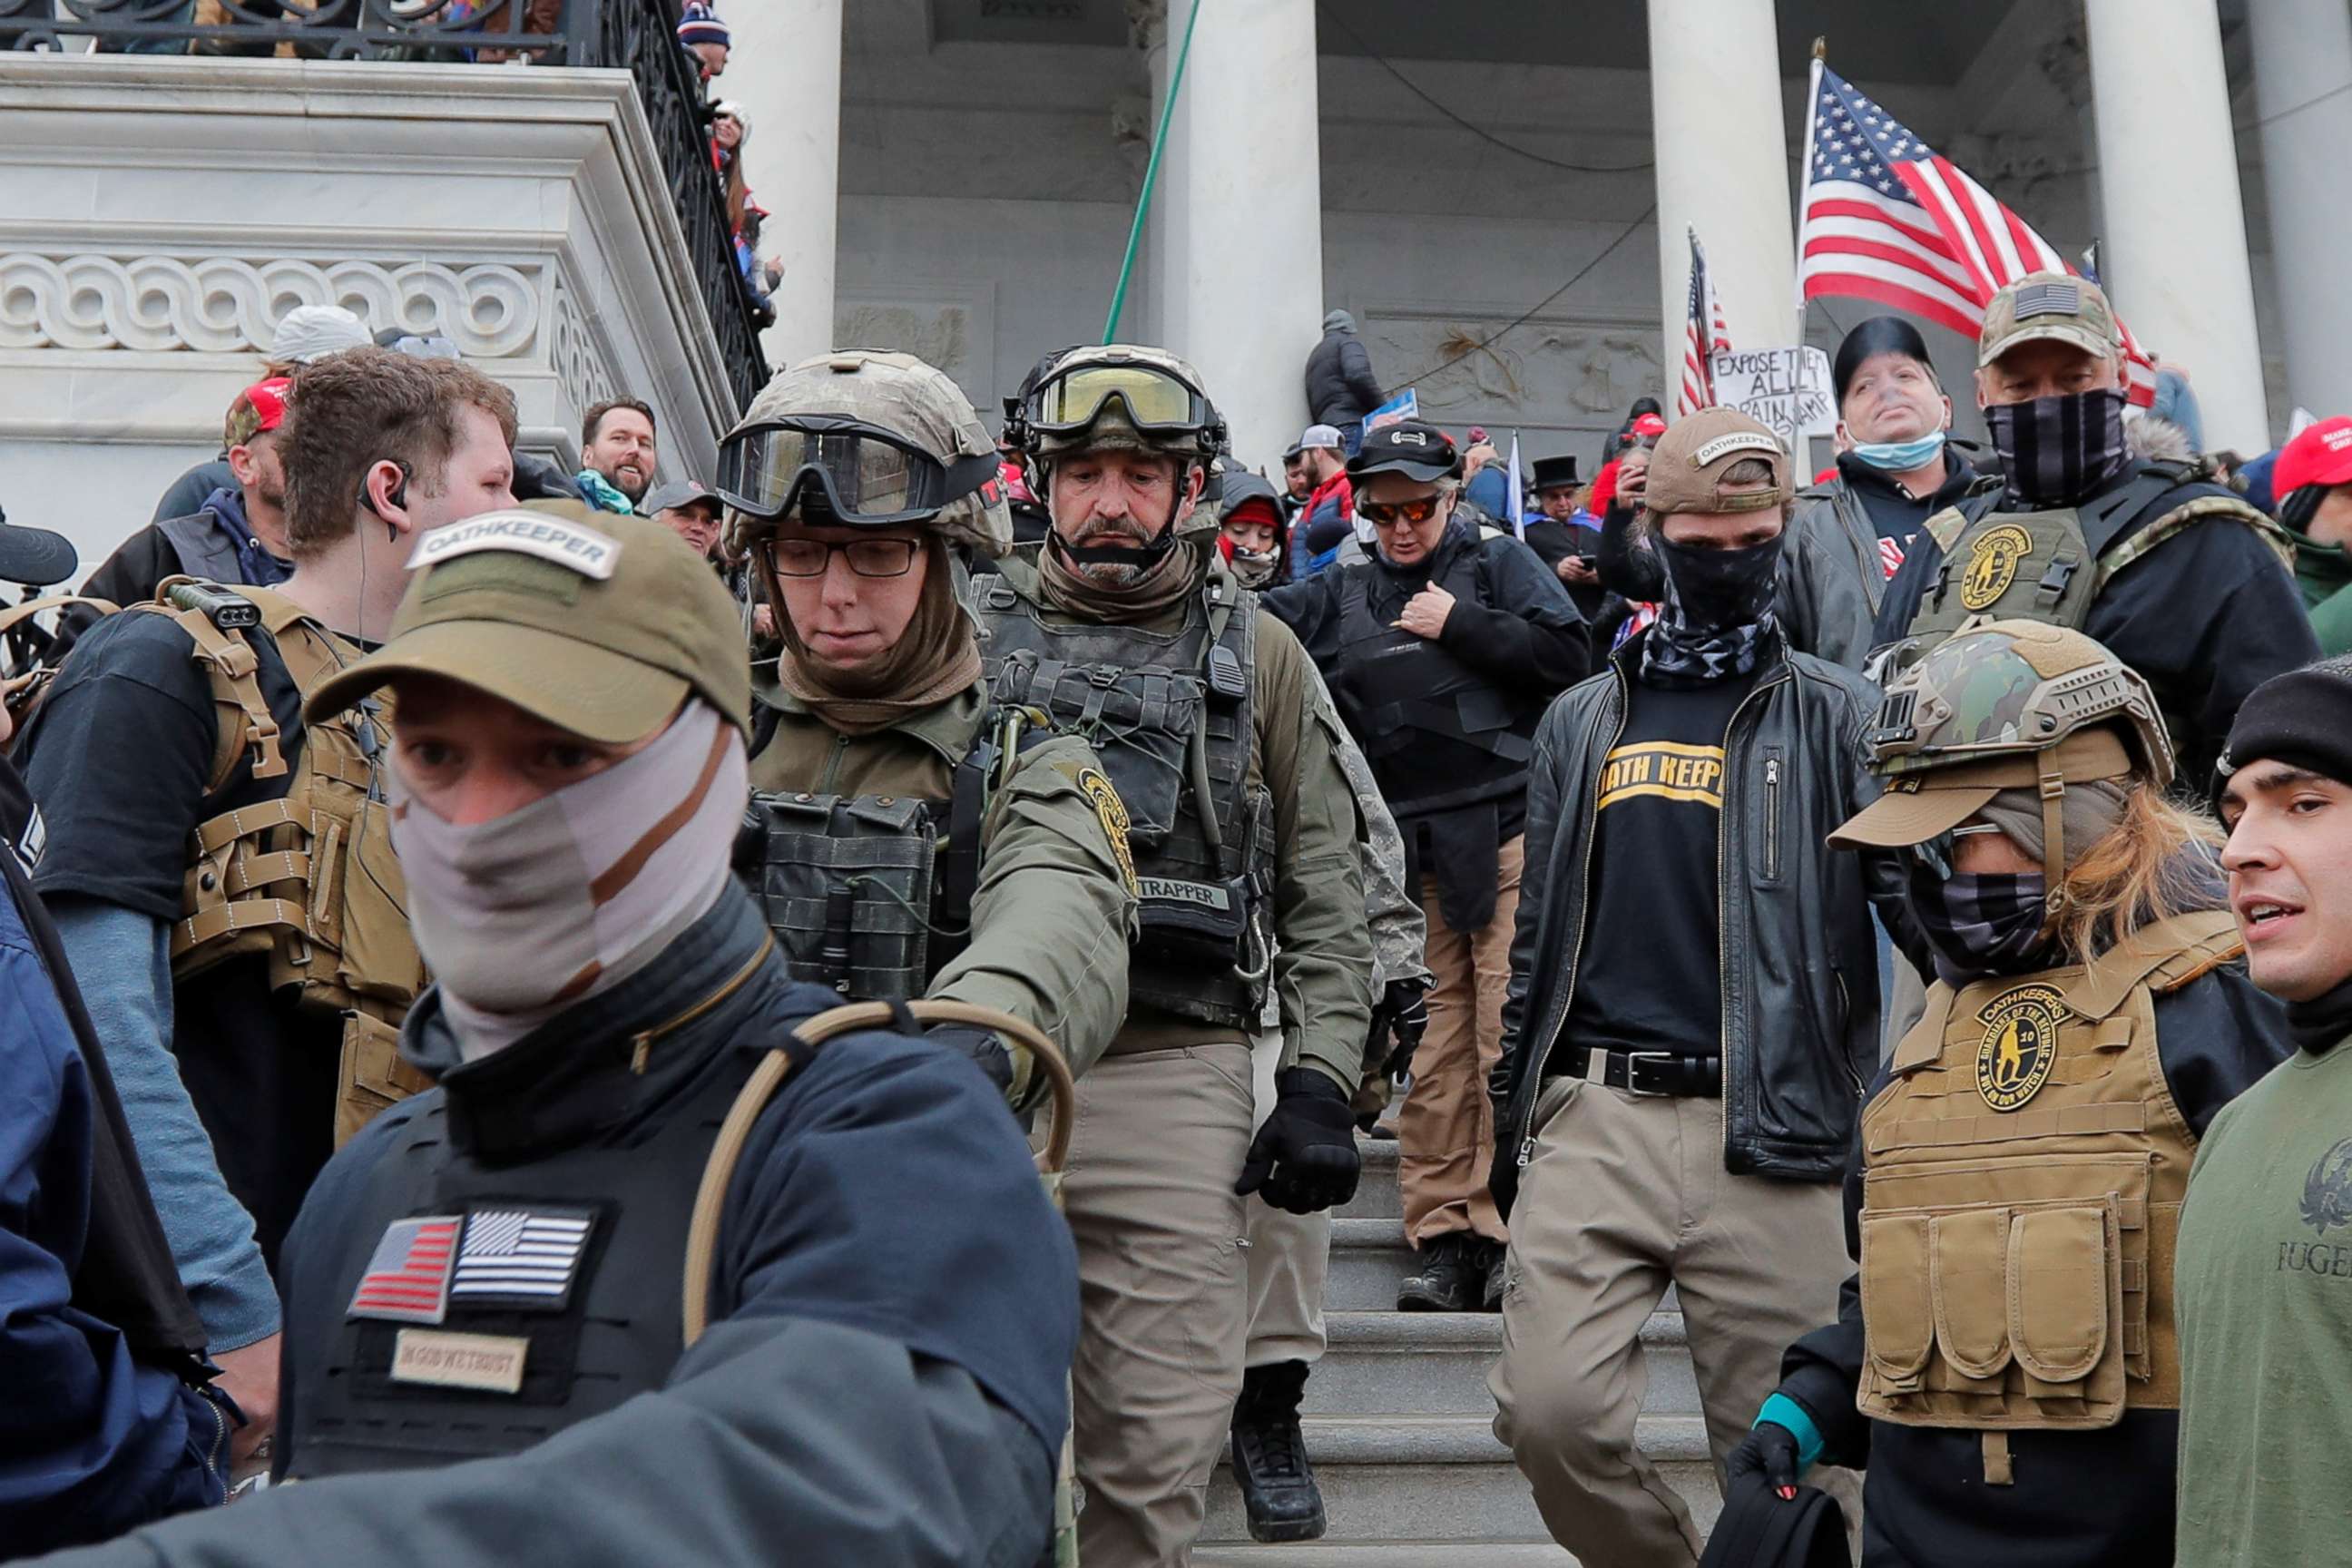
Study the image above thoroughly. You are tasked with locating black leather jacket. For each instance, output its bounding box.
[1490,629,1888,1210]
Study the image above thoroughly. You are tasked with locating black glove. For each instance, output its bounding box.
[925,1024,1017,1101]
[1236,1069,1360,1214]
[1724,1419,1801,1498]
[1379,977,1430,1082]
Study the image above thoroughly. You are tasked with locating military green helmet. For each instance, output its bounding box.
[1867,618,2173,790]
[720,348,1012,557]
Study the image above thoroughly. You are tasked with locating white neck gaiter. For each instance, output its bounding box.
[388,700,749,1061]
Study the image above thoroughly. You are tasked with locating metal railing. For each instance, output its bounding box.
[2,0,770,408]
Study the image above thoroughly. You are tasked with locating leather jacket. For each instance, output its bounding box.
[1785,456,2003,670]
[1490,629,1890,1210]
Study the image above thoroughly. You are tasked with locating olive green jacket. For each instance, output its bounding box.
[747,681,1138,1083]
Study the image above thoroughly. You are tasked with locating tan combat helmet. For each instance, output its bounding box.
[1829,618,2173,893]
[719,348,1012,557]
[1009,343,1229,536]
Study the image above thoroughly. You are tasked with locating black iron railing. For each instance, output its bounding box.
[1,0,769,409]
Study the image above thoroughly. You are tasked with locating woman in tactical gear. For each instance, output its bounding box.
[720,348,1137,1108]
[1722,619,2291,1568]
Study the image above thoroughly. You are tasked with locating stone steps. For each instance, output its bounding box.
[1196,1545,1579,1567]
[1305,1308,1697,1417]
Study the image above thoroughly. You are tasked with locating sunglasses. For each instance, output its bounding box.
[1357,495,1444,528]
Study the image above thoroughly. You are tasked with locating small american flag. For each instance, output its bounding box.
[1677,228,1730,419]
[450,1209,594,1306]
[1798,64,2156,406]
[348,1216,460,1323]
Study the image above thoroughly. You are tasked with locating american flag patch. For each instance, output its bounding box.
[348,1216,460,1323]
[449,1208,595,1309]
[2010,279,2080,320]
[1878,535,1906,579]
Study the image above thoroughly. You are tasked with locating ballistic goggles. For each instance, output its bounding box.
[1023,360,1212,438]
[716,416,999,524]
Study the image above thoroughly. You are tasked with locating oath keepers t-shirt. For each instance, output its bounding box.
[1558,665,1758,1063]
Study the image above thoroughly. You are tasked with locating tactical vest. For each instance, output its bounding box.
[971,565,1273,1028]
[1855,911,2240,1483]
[1906,464,2293,646]
[81,583,432,1146]
[1330,548,1542,817]
[284,1046,756,1476]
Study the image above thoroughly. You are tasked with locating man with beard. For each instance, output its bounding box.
[979,343,1373,1566]
[574,398,657,514]
[1486,407,1884,1566]
[1875,272,2313,780]
[1784,317,2002,668]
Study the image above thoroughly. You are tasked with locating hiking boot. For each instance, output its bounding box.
[1230,1359,1326,1543]
[1397,1233,1484,1312]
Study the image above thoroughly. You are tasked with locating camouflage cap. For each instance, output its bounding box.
[1828,619,2171,850]
[723,348,1012,557]
[306,505,751,741]
[1643,407,1791,517]
[1977,271,2120,369]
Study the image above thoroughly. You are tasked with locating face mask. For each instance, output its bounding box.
[1227,543,1279,586]
[1654,531,1785,632]
[1984,387,2131,508]
[389,701,748,1027]
[1904,864,2053,984]
[1847,430,1946,473]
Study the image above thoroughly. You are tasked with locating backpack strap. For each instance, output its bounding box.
[2092,494,2299,594]
[125,586,286,788]
[0,594,119,643]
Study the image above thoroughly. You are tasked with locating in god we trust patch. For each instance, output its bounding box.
[409,510,622,580]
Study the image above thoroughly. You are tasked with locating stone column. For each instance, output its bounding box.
[2082,0,2269,450]
[1648,0,1794,380]
[720,0,843,368]
[2248,0,2352,421]
[1142,0,1324,473]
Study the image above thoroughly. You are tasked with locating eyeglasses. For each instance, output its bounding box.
[718,416,997,525]
[1357,495,1444,528]
[1910,821,2004,878]
[757,536,920,579]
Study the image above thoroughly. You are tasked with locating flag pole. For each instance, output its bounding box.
[1794,38,1828,342]
[1507,429,1525,540]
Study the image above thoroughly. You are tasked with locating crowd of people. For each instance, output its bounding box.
[0,259,2345,1568]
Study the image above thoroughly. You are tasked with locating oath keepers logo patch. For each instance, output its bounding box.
[1960,524,2035,611]
[1975,982,2065,1112]
[1072,766,1139,897]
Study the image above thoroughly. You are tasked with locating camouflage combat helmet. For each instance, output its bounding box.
[1829,619,2174,890]
[1010,344,1228,536]
[720,348,1012,557]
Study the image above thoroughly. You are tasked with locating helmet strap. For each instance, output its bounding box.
[2037,759,2068,929]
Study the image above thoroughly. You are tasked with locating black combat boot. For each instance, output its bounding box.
[1230,1358,1326,1543]
[1396,1232,1482,1312]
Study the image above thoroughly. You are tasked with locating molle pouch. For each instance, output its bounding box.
[334,1009,433,1148]
[1858,1211,1935,1402]
[742,791,942,1002]
[1134,872,1252,967]
[2007,1198,2124,1421]
[332,793,426,1009]
[998,653,1201,848]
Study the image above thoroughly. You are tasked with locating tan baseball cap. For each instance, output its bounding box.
[1976,271,2120,369]
[1828,729,2133,850]
[1643,407,1790,517]
[306,502,751,741]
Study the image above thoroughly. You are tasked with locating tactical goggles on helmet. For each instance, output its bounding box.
[1022,360,1212,439]
[717,416,999,525]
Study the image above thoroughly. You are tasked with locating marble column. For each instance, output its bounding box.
[1648,0,1795,380]
[2248,0,2352,421]
[1143,0,1324,473]
[2082,0,2269,450]
[720,0,843,369]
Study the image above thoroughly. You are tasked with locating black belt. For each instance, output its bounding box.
[1550,1047,1721,1099]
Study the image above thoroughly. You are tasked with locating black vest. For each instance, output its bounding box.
[1328,543,1542,818]
[971,564,1271,1028]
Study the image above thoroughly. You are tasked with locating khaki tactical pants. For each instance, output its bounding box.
[1065,1041,1255,1567]
[1490,1076,1849,1566]
[1400,834,1521,1247]
[1245,1027,1329,1369]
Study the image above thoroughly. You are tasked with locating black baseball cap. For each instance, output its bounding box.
[1347,419,1461,484]
[0,505,77,588]
[641,478,722,516]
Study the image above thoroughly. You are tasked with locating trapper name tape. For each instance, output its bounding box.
[1690,431,1782,466]
[411,513,622,580]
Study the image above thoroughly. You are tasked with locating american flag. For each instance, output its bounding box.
[348,1216,459,1324]
[1798,64,2157,406]
[1677,228,1730,418]
[450,1209,594,1304]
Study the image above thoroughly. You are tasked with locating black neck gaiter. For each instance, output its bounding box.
[1984,387,2132,509]
[2288,971,2352,1057]
[1640,531,1784,686]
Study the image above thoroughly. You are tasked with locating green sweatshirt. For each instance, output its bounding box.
[2291,532,2352,658]
[2174,1037,2352,1566]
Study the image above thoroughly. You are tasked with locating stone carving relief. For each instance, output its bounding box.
[550,282,622,416]
[834,301,975,387]
[0,253,538,357]
[1363,311,1664,434]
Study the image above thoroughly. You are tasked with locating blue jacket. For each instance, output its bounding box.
[0,824,226,1552]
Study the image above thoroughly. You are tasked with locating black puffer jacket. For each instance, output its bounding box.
[1304,311,1385,426]
[1490,629,1890,1212]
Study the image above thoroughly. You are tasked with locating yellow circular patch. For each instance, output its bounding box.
[1960,524,2034,611]
[1975,982,2065,1112]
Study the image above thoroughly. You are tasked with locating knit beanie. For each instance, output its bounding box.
[2215,653,2352,805]
[677,3,729,48]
